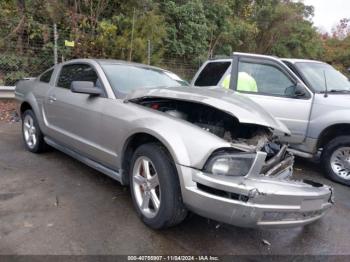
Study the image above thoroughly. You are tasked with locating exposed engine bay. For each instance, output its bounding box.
[132,97,289,163]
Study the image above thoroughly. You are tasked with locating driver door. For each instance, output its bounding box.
[230,54,313,144]
[43,63,116,167]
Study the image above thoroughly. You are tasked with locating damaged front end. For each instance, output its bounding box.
[130,95,334,228]
[194,133,333,228]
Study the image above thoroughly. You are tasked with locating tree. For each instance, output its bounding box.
[323,19,350,75]
[250,0,323,58]
[331,18,350,40]
[160,0,209,62]
[0,0,349,81]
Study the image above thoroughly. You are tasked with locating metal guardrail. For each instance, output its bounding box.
[0,86,15,98]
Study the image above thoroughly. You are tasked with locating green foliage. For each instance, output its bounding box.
[323,35,350,76]
[0,54,29,85]
[1,71,27,85]
[160,0,209,62]
[0,0,349,82]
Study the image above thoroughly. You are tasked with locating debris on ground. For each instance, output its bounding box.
[215,224,221,229]
[0,100,19,122]
[112,191,127,200]
[261,239,271,247]
[55,196,59,207]
[23,222,33,228]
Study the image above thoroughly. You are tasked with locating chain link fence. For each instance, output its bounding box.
[0,45,55,86]
[158,58,200,82]
[0,23,200,87]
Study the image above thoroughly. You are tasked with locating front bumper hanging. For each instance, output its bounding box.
[177,147,334,228]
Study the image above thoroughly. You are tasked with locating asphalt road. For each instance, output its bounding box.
[1,122,349,255]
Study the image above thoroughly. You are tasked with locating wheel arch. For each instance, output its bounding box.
[317,123,350,150]
[19,93,47,132]
[120,132,177,185]
[20,101,33,117]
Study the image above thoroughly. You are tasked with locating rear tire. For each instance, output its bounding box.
[129,143,187,229]
[322,136,350,186]
[22,110,48,153]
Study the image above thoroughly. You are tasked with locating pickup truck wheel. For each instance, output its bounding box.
[22,110,47,153]
[322,136,350,186]
[129,143,187,229]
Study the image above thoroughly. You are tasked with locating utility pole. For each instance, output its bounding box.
[129,8,136,61]
[147,40,151,65]
[53,23,58,64]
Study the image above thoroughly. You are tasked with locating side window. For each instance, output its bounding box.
[194,62,231,86]
[237,61,295,96]
[39,69,54,83]
[57,64,99,89]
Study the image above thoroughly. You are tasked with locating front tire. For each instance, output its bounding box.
[22,110,48,153]
[129,143,187,229]
[322,136,350,186]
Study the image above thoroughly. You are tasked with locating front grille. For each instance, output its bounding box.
[197,183,249,202]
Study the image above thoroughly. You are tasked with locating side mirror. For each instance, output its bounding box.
[285,83,306,98]
[70,81,101,96]
[294,83,306,97]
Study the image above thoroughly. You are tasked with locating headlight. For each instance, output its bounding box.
[204,153,256,176]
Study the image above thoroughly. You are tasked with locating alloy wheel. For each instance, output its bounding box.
[23,114,37,149]
[330,147,350,180]
[132,156,161,218]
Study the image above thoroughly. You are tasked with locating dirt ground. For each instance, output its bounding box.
[0,99,18,122]
[0,122,349,255]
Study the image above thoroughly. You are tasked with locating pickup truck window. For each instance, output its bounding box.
[39,69,53,83]
[194,62,231,86]
[57,64,99,89]
[238,61,294,97]
[294,62,350,93]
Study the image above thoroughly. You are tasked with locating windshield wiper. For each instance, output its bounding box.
[329,89,350,93]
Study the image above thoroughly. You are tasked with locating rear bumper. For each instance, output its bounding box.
[177,164,333,228]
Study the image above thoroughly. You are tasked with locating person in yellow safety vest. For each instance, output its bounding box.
[221,72,258,92]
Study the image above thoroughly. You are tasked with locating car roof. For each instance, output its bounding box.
[281,58,325,64]
[60,58,171,72]
[207,54,325,65]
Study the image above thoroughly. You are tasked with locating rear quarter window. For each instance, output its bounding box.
[39,69,54,83]
[194,62,231,86]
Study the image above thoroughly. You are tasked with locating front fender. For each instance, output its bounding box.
[118,117,231,169]
[309,109,350,139]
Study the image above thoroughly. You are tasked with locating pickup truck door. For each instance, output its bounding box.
[229,54,313,144]
[43,63,117,167]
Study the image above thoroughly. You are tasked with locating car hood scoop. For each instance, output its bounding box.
[126,86,290,135]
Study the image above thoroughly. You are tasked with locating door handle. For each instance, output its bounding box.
[48,95,57,102]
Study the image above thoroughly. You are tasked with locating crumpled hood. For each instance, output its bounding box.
[126,86,291,135]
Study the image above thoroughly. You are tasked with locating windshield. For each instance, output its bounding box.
[101,64,188,95]
[295,62,350,92]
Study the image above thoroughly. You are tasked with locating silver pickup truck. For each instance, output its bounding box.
[192,52,350,186]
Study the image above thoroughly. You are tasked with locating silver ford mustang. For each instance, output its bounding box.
[15,59,333,229]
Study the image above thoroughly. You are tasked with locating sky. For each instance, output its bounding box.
[300,0,350,33]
